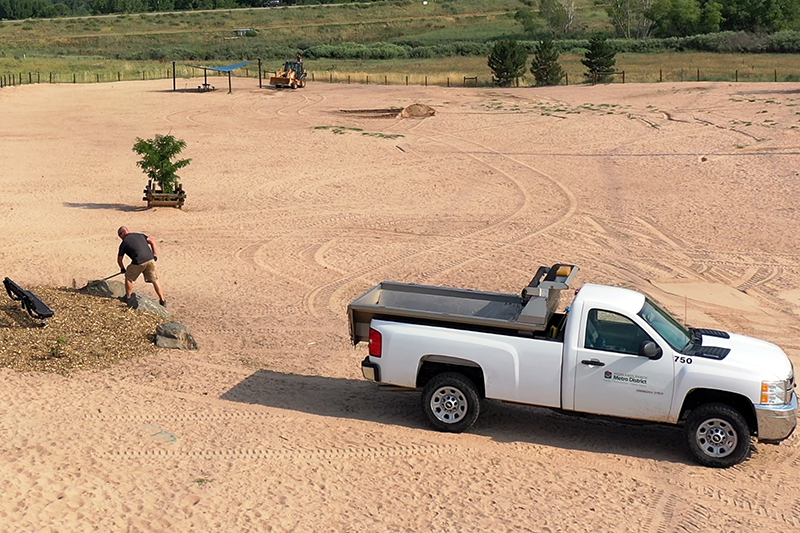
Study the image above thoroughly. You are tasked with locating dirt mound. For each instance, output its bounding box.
[399,103,436,118]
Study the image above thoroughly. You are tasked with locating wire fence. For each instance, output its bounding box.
[2,65,799,89]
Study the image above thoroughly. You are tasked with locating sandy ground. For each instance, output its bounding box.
[1,77,800,532]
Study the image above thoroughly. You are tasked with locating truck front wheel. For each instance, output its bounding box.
[685,403,751,468]
[422,372,481,433]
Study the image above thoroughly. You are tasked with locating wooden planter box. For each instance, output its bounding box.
[143,183,186,209]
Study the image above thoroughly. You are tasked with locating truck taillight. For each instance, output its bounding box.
[368,328,382,357]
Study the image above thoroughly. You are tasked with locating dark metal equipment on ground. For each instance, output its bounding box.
[3,277,54,325]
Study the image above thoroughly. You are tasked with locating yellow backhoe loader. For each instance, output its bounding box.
[270,60,307,89]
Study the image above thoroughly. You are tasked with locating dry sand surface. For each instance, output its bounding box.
[1,77,800,532]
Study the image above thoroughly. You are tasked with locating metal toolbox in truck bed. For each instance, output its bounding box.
[348,264,578,344]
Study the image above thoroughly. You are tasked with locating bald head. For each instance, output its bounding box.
[117,226,129,239]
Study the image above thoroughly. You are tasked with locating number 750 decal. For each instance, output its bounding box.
[674,356,693,364]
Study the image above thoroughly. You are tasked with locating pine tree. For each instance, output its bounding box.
[530,38,564,86]
[487,39,528,87]
[581,36,617,84]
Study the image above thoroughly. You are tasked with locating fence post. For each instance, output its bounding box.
[330,73,332,83]
[775,69,778,82]
[385,75,388,85]
[425,76,427,86]
[73,73,76,84]
[405,75,408,86]
[565,72,568,86]
[311,72,314,82]
[622,71,625,84]
[29,72,32,84]
[19,73,22,84]
[97,73,100,83]
[660,69,663,82]
[37,72,40,83]
[118,72,121,81]
[447,77,450,87]
[366,75,369,85]
[696,68,700,82]
[680,70,684,82]
[347,75,350,84]
[735,70,738,82]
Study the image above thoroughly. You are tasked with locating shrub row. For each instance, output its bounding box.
[117,30,800,62]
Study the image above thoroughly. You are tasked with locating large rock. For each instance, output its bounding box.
[155,321,197,350]
[126,293,170,318]
[80,279,126,298]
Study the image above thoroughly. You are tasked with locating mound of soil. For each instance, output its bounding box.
[0,287,164,374]
[399,103,436,118]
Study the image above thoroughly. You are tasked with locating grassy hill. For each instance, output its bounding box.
[0,1,797,86]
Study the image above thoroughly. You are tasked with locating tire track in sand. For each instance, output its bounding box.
[302,123,577,318]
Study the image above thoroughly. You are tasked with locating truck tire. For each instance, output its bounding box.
[685,403,751,468]
[421,372,481,433]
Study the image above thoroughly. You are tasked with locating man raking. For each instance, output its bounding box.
[116,226,166,307]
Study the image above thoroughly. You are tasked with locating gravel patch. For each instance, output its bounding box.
[0,287,164,375]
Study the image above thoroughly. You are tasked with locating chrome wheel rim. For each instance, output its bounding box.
[696,417,737,458]
[430,386,467,424]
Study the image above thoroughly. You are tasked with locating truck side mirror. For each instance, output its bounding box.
[640,341,662,360]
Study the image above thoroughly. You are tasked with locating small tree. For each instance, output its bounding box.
[530,38,564,86]
[581,36,617,84]
[488,39,528,87]
[132,134,191,194]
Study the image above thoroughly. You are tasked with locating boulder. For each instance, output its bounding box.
[126,293,170,318]
[81,280,126,298]
[155,321,198,350]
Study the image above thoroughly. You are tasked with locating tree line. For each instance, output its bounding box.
[0,0,359,19]
[488,36,618,87]
[518,0,799,38]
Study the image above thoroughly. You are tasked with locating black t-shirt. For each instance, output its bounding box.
[118,233,154,265]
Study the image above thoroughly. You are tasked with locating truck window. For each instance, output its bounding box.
[638,298,691,351]
[585,309,654,355]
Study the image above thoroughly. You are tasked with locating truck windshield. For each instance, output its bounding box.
[638,298,692,351]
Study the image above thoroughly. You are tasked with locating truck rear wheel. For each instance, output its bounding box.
[685,403,751,468]
[421,372,480,433]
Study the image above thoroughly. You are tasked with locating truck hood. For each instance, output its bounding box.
[701,332,793,380]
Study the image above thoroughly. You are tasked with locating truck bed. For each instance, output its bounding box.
[349,281,537,344]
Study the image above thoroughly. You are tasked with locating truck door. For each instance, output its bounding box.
[573,308,675,422]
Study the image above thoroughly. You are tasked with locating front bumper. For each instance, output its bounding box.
[361,356,381,382]
[755,392,798,443]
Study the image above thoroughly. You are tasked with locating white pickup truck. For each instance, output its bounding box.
[348,264,797,467]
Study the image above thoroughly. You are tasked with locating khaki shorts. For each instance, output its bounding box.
[125,260,158,283]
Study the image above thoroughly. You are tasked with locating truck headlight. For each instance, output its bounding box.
[761,376,794,405]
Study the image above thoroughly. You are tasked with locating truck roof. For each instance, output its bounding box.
[574,283,646,315]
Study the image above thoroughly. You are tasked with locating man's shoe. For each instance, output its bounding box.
[159,300,167,308]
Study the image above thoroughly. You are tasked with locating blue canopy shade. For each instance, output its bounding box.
[191,60,255,72]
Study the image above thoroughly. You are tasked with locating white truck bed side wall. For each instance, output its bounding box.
[371,319,563,407]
